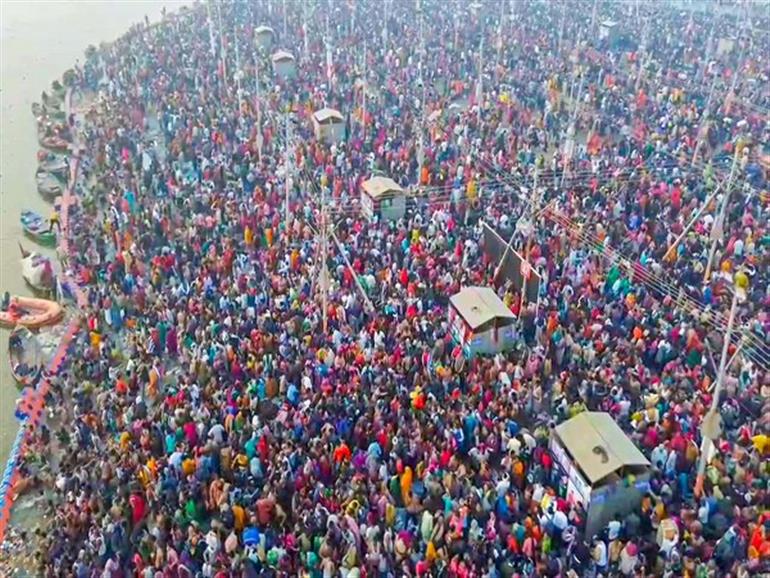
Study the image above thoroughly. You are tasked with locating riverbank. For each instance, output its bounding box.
[0,4,186,569]
[5,1,770,576]
[0,87,87,574]
[0,0,187,467]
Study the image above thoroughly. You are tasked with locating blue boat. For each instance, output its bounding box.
[20,210,56,247]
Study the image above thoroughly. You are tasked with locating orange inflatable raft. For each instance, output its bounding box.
[0,296,63,329]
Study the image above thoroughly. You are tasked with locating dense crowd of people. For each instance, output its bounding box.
[14,1,770,577]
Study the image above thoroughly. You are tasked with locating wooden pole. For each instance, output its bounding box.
[695,287,740,498]
[362,39,367,141]
[331,230,375,314]
[233,19,242,108]
[216,1,227,94]
[383,0,389,49]
[477,26,483,124]
[254,50,262,161]
[284,113,292,233]
[325,12,333,88]
[692,76,717,167]
[663,181,723,261]
[206,1,216,58]
[321,181,329,334]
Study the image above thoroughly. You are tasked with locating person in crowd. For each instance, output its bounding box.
[15,1,770,577]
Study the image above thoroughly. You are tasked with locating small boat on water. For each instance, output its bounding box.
[40,90,63,109]
[32,97,61,116]
[20,244,55,294]
[37,149,67,163]
[9,326,42,386]
[20,210,57,247]
[37,131,70,151]
[0,295,63,329]
[32,103,66,123]
[36,170,64,200]
[37,152,68,178]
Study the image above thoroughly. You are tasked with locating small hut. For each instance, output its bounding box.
[599,20,618,44]
[448,286,516,357]
[254,25,274,49]
[272,50,296,79]
[361,176,405,221]
[312,108,345,144]
[716,37,735,56]
[550,412,652,537]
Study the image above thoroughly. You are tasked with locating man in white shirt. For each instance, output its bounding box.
[698,500,710,524]
[553,509,569,532]
[532,483,544,505]
[208,423,226,445]
[507,436,522,456]
[607,516,622,541]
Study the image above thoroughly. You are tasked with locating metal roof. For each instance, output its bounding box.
[449,286,515,330]
[272,50,295,63]
[554,412,650,485]
[313,108,344,124]
[362,176,404,200]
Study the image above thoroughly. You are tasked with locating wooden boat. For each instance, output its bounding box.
[37,152,68,178]
[38,131,69,152]
[36,170,64,200]
[40,90,63,109]
[37,149,66,163]
[32,105,66,124]
[20,210,57,247]
[8,326,42,386]
[0,295,63,329]
[20,244,55,294]
[38,134,69,152]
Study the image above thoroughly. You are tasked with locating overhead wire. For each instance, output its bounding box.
[268,5,769,367]
[477,157,770,368]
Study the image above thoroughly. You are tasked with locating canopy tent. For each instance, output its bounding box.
[449,286,516,331]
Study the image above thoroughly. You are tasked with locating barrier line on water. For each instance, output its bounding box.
[0,87,87,544]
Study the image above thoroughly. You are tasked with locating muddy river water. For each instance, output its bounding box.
[0,0,185,465]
